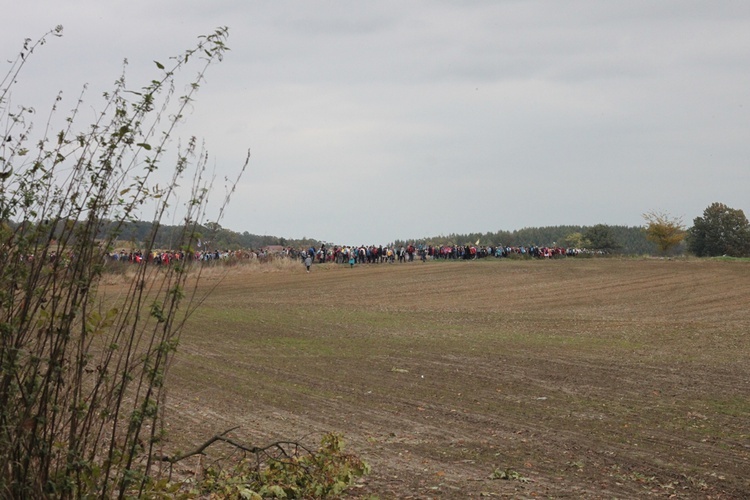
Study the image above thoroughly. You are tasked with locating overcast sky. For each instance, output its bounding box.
[4,1,749,244]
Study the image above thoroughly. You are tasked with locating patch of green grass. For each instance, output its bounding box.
[709,256,750,262]
[706,397,750,417]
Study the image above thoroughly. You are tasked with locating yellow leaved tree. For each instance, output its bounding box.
[642,210,686,255]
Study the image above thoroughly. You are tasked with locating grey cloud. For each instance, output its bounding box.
[3,1,750,244]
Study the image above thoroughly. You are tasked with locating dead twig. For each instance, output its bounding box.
[158,427,315,465]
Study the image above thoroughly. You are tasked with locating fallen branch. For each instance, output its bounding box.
[157,431,369,497]
[158,427,315,464]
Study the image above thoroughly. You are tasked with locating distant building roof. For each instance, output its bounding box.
[262,245,285,253]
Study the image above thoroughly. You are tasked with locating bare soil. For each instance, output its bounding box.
[154,258,750,498]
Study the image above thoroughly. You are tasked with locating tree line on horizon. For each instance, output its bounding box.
[395,224,656,254]
[106,221,658,254]
[98,221,655,253]
[131,201,750,258]
[5,201,749,258]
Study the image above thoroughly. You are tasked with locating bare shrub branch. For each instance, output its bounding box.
[0,26,245,499]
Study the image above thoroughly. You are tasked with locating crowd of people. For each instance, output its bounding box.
[299,243,591,265]
[107,249,253,264]
[103,242,597,268]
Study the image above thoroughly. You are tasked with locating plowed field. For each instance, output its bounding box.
[159,258,750,498]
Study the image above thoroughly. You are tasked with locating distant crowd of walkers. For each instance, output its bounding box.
[298,243,591,265]
[107,248,264,265]
[104,242,597,267]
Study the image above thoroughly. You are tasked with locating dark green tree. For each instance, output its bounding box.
[583,224,621,252]
[687,202,750,257]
